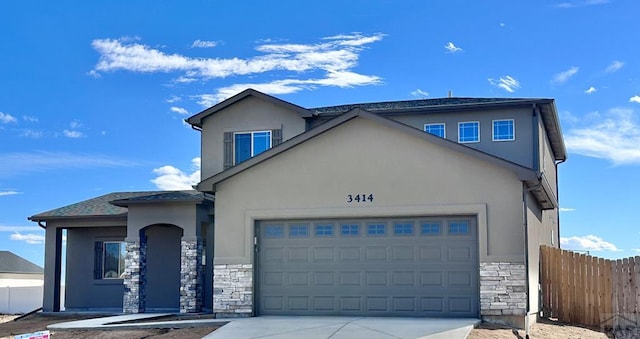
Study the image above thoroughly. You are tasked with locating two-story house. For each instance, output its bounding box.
[30,88,566,328]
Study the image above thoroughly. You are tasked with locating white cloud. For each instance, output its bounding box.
[70,121,82,129]
[170,106,189,115]
[444,42,462,53]
[91,33,385,104]
[22,115,38,123]
[605,60,624,73]
[555,0,609,8]
[560,235,620,252]
[629,96,640,104]
[559,207,576,212]
[0,112,17,124]
[585,86,597,94]
[191,39,218,48]
[63,129,84,138]
[411,89,429,98]
[551,66,579,84]
[0,225,42,232]
[201,70,382,104]
[564,107,640,164]
[10,232,45,245]
[166,95,182,103]
[488,76,521,93]
[21,129,43,138]
[0,190,20,196]
[0,151,137,177]
[151,157,200,190]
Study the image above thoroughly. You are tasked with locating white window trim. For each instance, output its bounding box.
[424,123,446,138]
[458,121,480,143]
[492,119,515,142]
[232,130,272,165]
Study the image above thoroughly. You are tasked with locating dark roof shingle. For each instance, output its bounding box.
[0,251,43,274]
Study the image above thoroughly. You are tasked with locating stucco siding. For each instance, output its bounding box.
[539,119,558,198]
[390,107,534,168]
[125,204,201,240]
[200,96,306,178]
[213,116,526,265]
[65,226,126,311]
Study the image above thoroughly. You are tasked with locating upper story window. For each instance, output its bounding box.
[424,123,446,138]
[234,130,272,165]
[458,121,480,143]
[493,119,515,141]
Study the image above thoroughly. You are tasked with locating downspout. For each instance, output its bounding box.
[37,221,46,229]
[554,158,566,246]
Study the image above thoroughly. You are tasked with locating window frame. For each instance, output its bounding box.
[492,119,515,141]
[102,241,126,280]
[424,123,446,138]
[458,121,480,143]
[233,130,272,165]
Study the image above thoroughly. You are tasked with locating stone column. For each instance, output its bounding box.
[123,238,147,313]
[479,262,527,317]
[213,264,253,317]
[180,237,203,313]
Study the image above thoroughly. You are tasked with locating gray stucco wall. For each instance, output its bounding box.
[200,96,306,179]
[212,116,526,265]
[65,226,126,311]
[539,118,558,197]
[391,107,534,169]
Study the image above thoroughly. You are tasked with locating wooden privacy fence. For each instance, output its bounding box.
[540,245,640,329]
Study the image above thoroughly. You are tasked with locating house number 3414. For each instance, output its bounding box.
[347,194,374,203]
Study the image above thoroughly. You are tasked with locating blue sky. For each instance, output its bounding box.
[1,0,639,267]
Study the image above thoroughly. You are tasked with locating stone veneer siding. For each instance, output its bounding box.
[480,262,527,316]
[213,264,253,317]
[180,239,204,313]
[123,240,147,313]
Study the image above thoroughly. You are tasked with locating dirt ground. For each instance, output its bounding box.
[468,318,609,339]
[1,314,617,339]
[0,314,219,339]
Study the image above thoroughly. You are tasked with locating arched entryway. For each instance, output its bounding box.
[142,224,183,312]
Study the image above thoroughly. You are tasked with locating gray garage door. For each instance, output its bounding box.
[256,217,479,317]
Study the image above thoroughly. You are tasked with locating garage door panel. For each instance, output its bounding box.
[257,217,478,317]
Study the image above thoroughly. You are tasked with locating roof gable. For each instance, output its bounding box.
[197,107,537,191]
[0,251,43,274]
[186,88,312,128]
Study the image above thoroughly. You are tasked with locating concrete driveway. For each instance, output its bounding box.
[203,316,480,339]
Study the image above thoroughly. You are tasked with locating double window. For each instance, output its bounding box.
[424,123,446,138]
[458,121,480,143]
[234,131,271,164]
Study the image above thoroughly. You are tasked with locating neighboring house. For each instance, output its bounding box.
[30,89,566,328]
[0,251,44,313]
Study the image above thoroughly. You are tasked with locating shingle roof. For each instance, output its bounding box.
[0,251,43,274]
[311,97,540,115]
[28,190,208,221]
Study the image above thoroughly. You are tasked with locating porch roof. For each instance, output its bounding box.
[28,190,209,222]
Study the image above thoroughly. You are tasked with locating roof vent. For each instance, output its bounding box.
[448,90,453,98]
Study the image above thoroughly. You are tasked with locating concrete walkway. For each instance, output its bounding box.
[47,314,479,338]
[203,316,480,339]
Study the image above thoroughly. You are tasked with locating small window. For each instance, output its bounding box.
[341,224,359,236]
[458,121,479,143]
[493,119,515,141]
[103,242,126,279]
[421,222,441,235]
[424,123,446,138]
[393,222,414,236]
[367,223,386,236]
[315,224,334,237]
[449,221,470,235]
[265,225,284,238]
[289,224,309,238]
[234,130,272,164]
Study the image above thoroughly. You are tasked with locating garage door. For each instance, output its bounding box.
[256,217,478,317]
